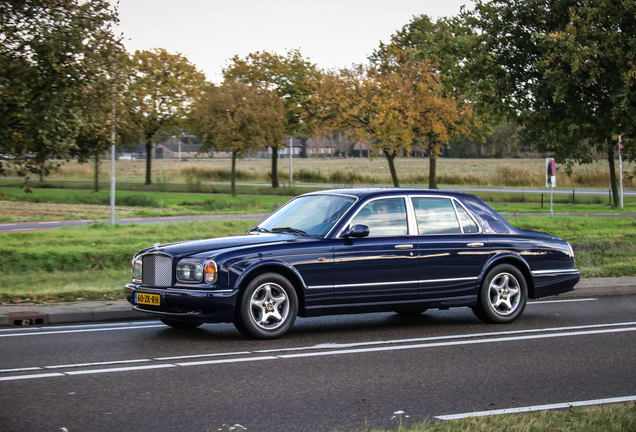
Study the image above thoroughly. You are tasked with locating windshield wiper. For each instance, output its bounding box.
[250,227,272,234]
[270,227,309,236]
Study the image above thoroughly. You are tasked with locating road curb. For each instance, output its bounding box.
[1,277,635,327]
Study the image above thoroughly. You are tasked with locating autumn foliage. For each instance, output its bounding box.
[309,58,468,187]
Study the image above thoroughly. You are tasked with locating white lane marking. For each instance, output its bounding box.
[435,395,636,420]
[0,223,18,226]
[275,326,636,359]
[0,321,158,333]
[3,321,636,373]
[38,221,60,225]
[0,324,165,338]
[64,364,176,375]
[45,359,152,369]
[260,321,636,352]
[1,324,636,382]
[0,372,64,382]
[529,298,597,304]
[0,367,42,373]
[9,228,33,232]
[154,351,251,361]
[176,356,278,367]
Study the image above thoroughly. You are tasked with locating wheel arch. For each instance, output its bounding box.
[481,254,535,298]
[232,260,307,314]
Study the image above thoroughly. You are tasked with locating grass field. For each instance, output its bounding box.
[0,215,634,304]
[0,182,633,223]
[372,402,636,432]
[6,157,636,188]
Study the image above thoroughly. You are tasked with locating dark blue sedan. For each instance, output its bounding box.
[125,188,580,339]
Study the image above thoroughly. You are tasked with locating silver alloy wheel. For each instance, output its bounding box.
[488,272,521,316]
[249,282,290,330]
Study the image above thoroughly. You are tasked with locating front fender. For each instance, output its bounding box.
[230,259,309,292]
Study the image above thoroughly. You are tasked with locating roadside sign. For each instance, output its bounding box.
[546,158,556,188]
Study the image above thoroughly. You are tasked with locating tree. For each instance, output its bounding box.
[466,0,636,206]
[310,59,466,187]
[0,0,123,182]
[223,49,321,187]
[122,49,205,185]
[372,14,488,188]
[191,80,285,196]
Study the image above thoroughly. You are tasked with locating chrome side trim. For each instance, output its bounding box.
[419,276,478,284]
[531,269,580,276]
[334,280,419,288]
[306,276,479,289]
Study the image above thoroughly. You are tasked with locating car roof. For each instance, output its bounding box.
[303,187,477,200]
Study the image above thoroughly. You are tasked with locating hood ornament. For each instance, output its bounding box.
[153,242,161,250]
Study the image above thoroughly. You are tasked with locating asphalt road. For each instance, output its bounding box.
[1,295,635,432]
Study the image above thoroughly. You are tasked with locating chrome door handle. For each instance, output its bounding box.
[395,244,414,249]
[467,242,484,248]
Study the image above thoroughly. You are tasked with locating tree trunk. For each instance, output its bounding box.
[94,151,100,192]
[231,150,237,197]
[145,139,153,185]
[429,156,438,189]
[383,149,400,187]
[607,146,619,207]
[271,145,279,188]
[428,141,438,189]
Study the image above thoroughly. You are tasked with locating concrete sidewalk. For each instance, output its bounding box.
[1,277,635,327]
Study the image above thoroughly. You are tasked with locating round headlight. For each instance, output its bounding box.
[176,262,204,283]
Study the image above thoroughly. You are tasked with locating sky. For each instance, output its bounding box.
[112,0,473,82]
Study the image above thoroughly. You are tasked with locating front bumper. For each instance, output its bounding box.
[124,283,239,323]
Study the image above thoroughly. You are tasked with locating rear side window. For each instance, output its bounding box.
[412,197,461,235]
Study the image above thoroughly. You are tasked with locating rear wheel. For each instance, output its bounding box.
[160,319,202,329]
[473,264,527,324]
[234,273,298,340]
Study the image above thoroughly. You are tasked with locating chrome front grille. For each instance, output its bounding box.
[142,254,172,287]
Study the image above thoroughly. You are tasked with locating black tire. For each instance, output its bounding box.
[234,273,298,340]
[472,264,527,324]
[160,319,202,329]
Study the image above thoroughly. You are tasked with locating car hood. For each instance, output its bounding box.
[147,232,303,258]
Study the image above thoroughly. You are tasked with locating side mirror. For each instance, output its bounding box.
[342,224,369,238]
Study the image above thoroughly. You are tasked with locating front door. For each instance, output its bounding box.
[333,197,419,305]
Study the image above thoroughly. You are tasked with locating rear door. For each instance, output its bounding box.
[411,196,490,301]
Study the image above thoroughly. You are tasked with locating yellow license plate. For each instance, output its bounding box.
[136,293,160,306]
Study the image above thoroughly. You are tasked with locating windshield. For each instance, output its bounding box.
[255,194,356,237]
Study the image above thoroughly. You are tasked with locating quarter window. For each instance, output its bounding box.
[455,203,480,233]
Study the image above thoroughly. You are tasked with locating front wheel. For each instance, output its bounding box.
[234,273,298,340]
[473,264,527,324]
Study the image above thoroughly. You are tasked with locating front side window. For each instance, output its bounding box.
[412,197,462,235]
[257,194,356,237]
[349,197,407,237]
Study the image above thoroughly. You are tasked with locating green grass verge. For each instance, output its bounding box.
[0,216,634,304]
[0,183,633,224]
[508,215,636,278]
[0,219,257,303]
[372,402,636,432]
